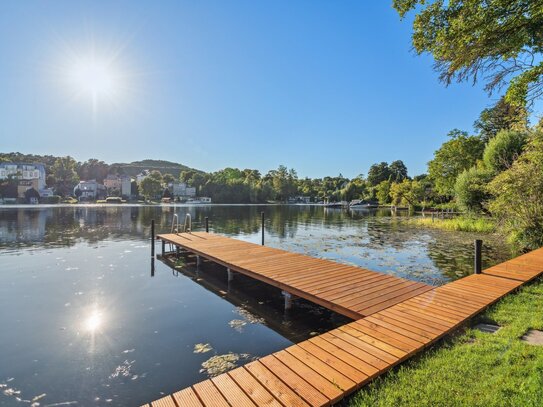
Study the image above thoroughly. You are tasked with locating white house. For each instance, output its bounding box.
[168,182,197,197]
[0,163,53,198]
[120,175,132,197]
[136,170,150,184]
[74,180,107,200]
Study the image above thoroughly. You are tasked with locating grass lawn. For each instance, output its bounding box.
[409,216,496,233]
[349,278,543,407]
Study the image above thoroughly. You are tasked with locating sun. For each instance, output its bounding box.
[67,54,121,106]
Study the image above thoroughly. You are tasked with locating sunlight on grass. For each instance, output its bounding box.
[409,216,496,233]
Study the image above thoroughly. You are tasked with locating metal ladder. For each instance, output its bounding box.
[171,213,192,234]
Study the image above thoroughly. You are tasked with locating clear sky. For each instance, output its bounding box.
[0,0,518,178]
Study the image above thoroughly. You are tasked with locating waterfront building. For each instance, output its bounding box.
[74,180,107,200]
[0,162,54,198]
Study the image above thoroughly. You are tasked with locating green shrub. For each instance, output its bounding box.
[483,130,527,174]
[454,167,492,213]
[488,132,543,249]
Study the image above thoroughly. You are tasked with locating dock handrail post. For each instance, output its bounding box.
[261,211,265,246]
[151,219,155,258]
[474,239,482,274]
[205,217,209,233]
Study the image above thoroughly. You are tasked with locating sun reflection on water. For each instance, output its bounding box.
[84,310,103,332]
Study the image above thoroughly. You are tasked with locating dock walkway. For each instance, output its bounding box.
[146,233,543,407]
[157,232,432,319]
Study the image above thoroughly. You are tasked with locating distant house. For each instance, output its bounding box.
[136,170,150,183]
[120,175,132,198]
[0,162,53,199]
[103,174,122,190]
[104,174,132,197]
[74,180,107,200]
[168,182,197,198]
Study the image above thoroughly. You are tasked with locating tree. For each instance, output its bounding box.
[390,179,425,208]
[427,130,485,197]
[77,159,109,183]
[487,132,543,249]
[394,0,543,106]
[140,176,162,200]
[342,177,367,201]
[389,160,408,183]
[266,165,298,201]
[474,97,529,143]
[375,180,392,205]
[51,156,79,196]
[367,162,391,186]
[162,173,175,185]
[483,130,527,174]
[454,167,493,213]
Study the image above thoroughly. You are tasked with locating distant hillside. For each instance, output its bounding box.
[109,159,204,178]
[0,153,204,178]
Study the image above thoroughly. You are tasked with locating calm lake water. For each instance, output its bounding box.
[0,205,513,406]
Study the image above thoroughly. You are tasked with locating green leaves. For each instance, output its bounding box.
[395,0,543,104]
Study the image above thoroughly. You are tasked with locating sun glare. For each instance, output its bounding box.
[67,55,121,106]
[85,311,103,332]
[70,57,117,96]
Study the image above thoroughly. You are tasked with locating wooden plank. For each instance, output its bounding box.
[297,341,370,384]
[259,355,330,406]
[212,373,257,407]
[172,387,204,407]
[151,396,176,407]
[308,335,380,378]
[244,361,310,407]
[285,345,358,392]
[228,367,282,407]
[192,380,230,407]
[273,351,344,403]
[339,324,407,359]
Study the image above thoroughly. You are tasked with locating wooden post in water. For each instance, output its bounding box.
[261,211,265,246]
[162,240,165,256]
[151,219,155,258]
[474,239,482,274]
[205,217,209,233]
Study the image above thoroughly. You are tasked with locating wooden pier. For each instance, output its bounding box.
[144,232,543,407]
[157,232,432,319]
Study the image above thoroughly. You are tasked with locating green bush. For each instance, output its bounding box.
[488,132,543,249]
[454,167,492,213]
[483,129,526,173]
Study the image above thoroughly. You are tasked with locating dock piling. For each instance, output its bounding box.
[205,217,209,233]
[475,239,482,274]
[161,240,165,256]
[227,268,234,282]
[151,219,155,258]
[261,211,265,246]
[282,290,293,310]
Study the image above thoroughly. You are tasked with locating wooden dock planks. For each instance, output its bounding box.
[145,233,543,407]
[157,232,433,319]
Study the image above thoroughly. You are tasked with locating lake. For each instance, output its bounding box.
[0,205,513,406]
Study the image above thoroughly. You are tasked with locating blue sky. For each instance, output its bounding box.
[0,0,518,178]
